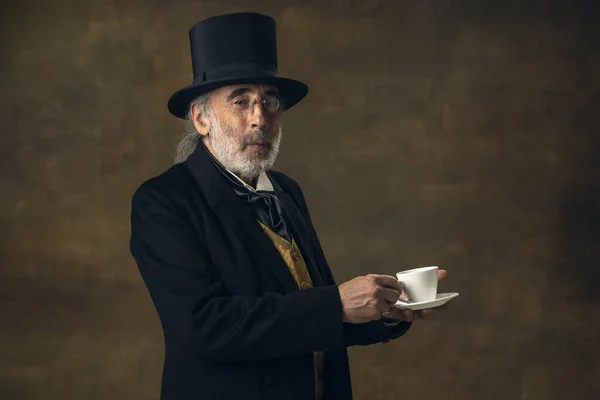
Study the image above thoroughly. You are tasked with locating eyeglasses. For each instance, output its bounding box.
[230,94,281,114]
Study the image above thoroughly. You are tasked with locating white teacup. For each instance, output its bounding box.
[396,266,439,303]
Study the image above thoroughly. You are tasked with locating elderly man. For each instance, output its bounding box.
[130,12,447,400]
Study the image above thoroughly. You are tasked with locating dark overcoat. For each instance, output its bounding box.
[129,147,411,400]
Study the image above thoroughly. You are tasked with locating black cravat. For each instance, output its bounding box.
[200,142,292,242]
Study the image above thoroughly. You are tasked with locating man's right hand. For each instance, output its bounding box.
[338,274,405,324]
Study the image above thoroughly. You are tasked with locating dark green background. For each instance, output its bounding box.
[1,1,599,399]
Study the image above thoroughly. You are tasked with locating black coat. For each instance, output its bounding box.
[129,147,411,400]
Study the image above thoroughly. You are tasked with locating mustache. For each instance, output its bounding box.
[241,130,273,150]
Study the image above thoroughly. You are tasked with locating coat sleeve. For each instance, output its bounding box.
[129,184,347,363]
[283,176,412,347]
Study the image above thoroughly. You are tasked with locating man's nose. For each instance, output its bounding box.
[250,101,268,130]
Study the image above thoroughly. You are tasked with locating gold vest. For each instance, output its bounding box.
[257,220,325,400]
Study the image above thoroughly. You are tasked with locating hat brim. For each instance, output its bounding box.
[167,76,308,119]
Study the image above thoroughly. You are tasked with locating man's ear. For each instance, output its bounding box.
[191,103,210,136]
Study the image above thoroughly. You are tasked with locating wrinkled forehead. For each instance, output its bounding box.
[211,84,280,100]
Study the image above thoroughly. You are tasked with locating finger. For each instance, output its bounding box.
[380,302,393,313]
[378,287,401,305]
[386,307,405,320]
[372,274,404,292]
[438,269,447,281]
[377,296,395,314]
[403,309,414,321]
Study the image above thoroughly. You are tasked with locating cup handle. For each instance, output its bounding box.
[396,280,411,303]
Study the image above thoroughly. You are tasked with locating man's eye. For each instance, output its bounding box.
[233,98,250,106]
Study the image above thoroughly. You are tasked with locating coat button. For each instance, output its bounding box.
[292,251,301,261]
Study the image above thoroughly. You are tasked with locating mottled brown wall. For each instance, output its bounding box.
[1,0,599,399]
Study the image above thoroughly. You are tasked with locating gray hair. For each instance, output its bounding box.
[173,93,213,164]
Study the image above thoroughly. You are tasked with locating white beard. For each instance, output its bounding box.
[207,114,282,180]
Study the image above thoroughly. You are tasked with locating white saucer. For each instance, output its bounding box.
[392,292,459,311]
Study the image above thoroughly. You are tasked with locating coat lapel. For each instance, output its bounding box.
[186,147,299,293]
[269,176,325,288]
[215,200,300,293]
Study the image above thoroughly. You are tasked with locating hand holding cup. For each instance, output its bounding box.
[338,274,406,324]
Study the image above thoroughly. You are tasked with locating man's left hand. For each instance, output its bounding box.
[381,269,448,322]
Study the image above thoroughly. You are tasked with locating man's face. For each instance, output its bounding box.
[193,84,283,179]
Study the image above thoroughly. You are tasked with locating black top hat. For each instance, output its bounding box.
[167,12,308,119]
